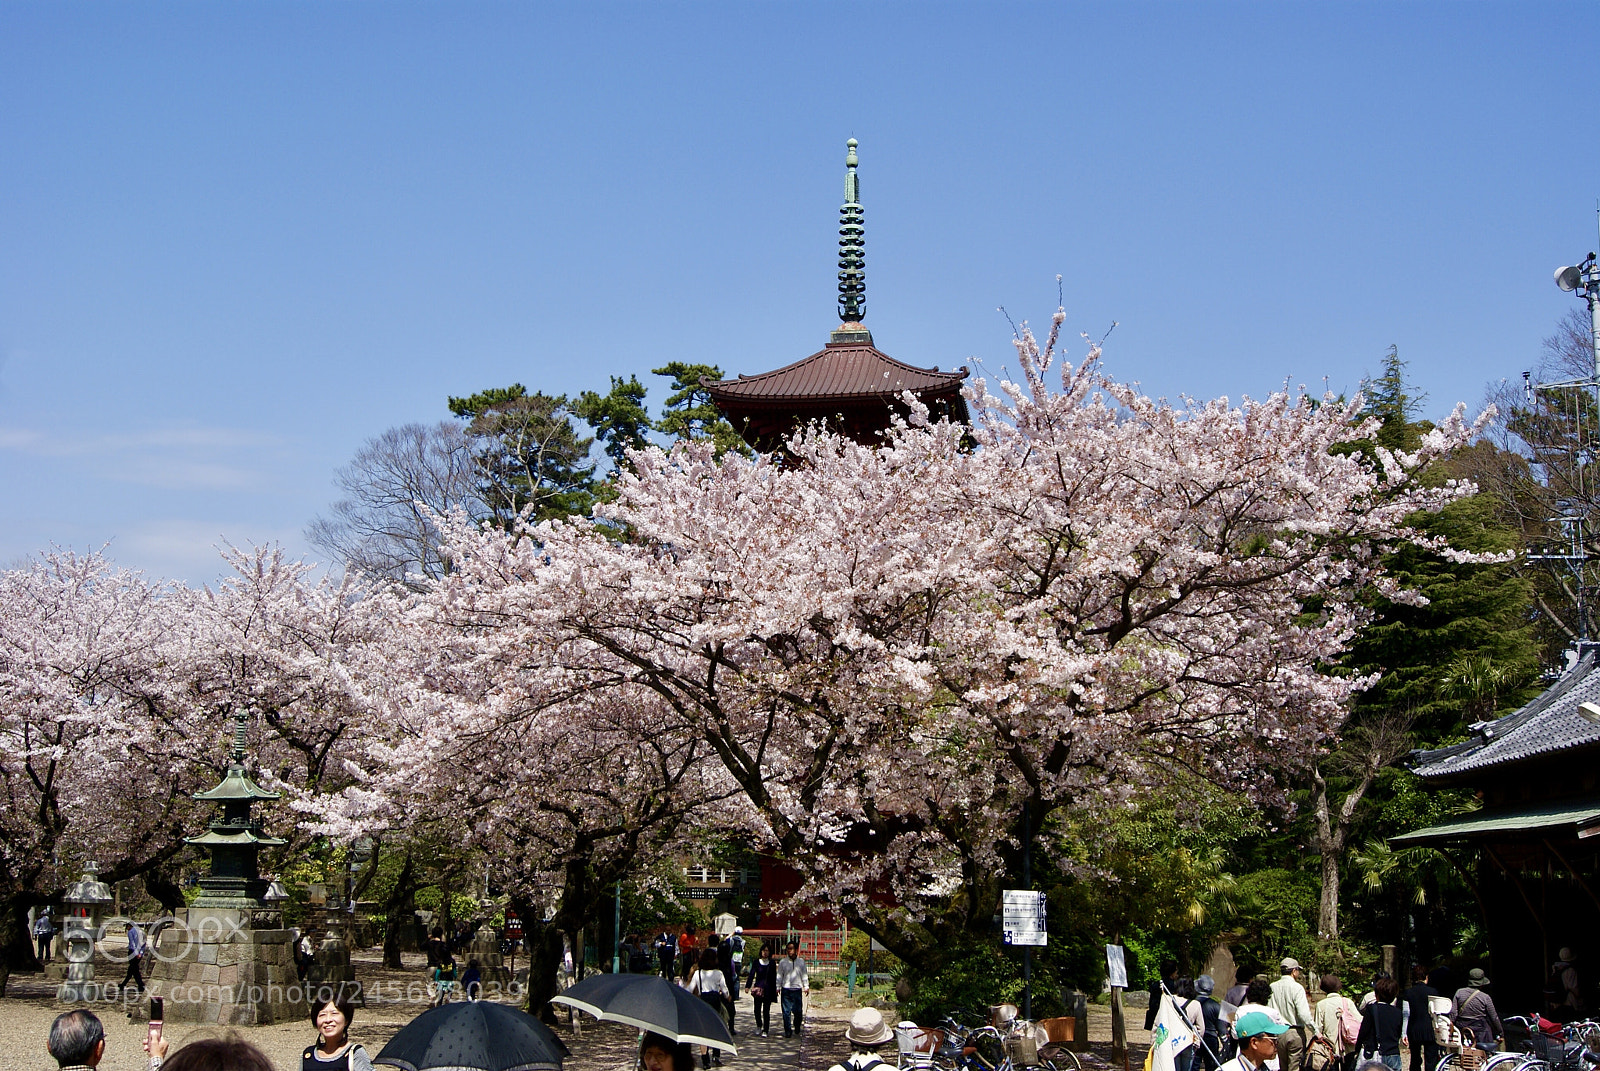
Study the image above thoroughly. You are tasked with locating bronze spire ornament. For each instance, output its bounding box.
[837,138,865,323]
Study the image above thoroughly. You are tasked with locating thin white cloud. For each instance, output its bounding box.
[0,423,286,490]
[113,520,321,585]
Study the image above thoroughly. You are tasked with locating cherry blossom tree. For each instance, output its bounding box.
[0,545,399,994]
[410,312,1489,979]
[305,578,736,1004]
[0,315,1497,1003]
[0,552,212,994]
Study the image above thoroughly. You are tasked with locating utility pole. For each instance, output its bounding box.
[1527,221,1600,657]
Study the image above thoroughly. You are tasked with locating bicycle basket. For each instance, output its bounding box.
[1006,1035,1040,1067]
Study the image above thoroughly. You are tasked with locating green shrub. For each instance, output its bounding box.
[841,930,902,976]
[897,939,1024,1024]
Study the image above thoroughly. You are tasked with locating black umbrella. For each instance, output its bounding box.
[550,974,736,1052]
[375,1001,570,1071]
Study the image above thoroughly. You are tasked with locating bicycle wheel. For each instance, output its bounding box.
[1434,1053,1464,1071]
[1044,1050,1084,1071]
[1482,1054,1530,1071]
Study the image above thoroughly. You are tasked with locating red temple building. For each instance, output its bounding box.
[703,139,970,452]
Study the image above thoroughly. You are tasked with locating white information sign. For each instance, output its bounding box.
[1106,944,1128,989]
[1001,889,1047,947]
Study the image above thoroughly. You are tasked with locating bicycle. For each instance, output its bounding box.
[1479,1018,1553,1071]
[985,1006,1087,1071]
[895,1014,1082,1071]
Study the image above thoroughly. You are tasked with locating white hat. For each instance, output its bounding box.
[846,1007,894,1047]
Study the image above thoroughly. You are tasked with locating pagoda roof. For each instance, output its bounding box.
[185,829,288,848]
[702,335,969,411]
[194,765,281,803]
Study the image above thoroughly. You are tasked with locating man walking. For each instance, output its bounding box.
[121,920,147,994]
[657,932,676,979]
[1269,958,1313,1071]
[777,940,809,1038]
[34,909,56,964]
[727,928,745,1001]
[717,933,739,1034]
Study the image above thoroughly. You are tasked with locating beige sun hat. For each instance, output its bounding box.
[846,1007,895,1047]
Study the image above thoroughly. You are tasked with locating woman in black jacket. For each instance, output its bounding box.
[746,943,779,1037]
[1358,976,1405,1071]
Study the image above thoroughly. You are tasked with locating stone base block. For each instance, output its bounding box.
[146,925,309,1026]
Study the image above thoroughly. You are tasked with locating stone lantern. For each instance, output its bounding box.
[57,862,113,1001]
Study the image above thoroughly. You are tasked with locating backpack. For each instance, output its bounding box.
[1336,999,1361,1049]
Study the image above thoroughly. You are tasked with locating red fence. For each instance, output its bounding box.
[740,926,847,971]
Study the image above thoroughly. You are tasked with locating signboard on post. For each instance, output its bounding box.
[1106,944,1128,989]
[1001,889,1047,947]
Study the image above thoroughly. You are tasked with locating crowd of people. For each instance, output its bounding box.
[640,926,813,1056]
[1153,950,1586,1071]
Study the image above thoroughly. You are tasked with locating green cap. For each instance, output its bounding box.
[1234,1012,1289,1039]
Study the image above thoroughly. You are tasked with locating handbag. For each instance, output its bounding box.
[1306,1036,1339,1071]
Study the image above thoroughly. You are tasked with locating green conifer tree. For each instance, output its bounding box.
[447,384,597,526]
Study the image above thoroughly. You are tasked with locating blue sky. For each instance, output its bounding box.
[2,2,1597,583]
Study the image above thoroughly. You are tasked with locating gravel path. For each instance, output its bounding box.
[1,952,1141,1071]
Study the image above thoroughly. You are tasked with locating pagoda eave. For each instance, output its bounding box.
[185,830,289,848]
[193,769,280,803]
[705,386,968,411]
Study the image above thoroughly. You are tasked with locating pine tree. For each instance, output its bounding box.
[651,362,749,457]
[447,385,597,526]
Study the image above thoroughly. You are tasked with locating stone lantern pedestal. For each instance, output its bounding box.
[467,928,512,992]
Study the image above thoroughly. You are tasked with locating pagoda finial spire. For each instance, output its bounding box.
[837,138,865,323]
[229,709,249,765]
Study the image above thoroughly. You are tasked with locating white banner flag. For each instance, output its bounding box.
[1149,990,1196,1071]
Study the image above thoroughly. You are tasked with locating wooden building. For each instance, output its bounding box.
[1394,651,1600,1011]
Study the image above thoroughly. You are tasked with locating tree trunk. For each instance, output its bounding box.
[514,901,563,1022]
[1312,769,1343,940]
[1312,761,1379,942]
[382,850,418,970]
[0,894,40,997]
[144,866,187,915]
[440,875,455,940]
